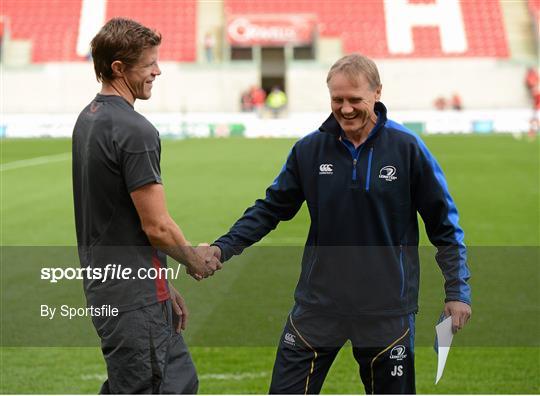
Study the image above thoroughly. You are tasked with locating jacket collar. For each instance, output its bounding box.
[319,101,388,138]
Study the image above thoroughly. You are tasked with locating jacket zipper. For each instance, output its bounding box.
[399,245,405,298]
[365,147,374,191]
[351,146,363,181]
[340,139,370,183]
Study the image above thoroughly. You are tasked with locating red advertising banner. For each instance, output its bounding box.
[224,1,509,58]
[227,14,317,46]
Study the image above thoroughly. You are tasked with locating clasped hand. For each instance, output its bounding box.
[186,243,222,280]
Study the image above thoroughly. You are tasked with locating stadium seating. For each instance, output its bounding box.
[106,0,196,62]
[224,0,509,58]
[2,0,509,62]
[1,0,196,62]
[2,0,82,62]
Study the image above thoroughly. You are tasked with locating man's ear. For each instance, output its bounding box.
[111,60,125,78]
[375,84,382,101]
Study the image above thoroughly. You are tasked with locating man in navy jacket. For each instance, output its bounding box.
[206,54,471,394]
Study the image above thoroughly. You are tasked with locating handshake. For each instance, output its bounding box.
[185,243,222,280]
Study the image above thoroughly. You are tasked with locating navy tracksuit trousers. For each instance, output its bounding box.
[269,304,416,394]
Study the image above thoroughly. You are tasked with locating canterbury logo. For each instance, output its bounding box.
[379,165,397,181]
[284,332,296,345]
[319,164,333,175]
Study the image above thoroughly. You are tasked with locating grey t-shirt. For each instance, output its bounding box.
[72,94,169,312]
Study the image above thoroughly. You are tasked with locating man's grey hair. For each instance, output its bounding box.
[326,54,381,90]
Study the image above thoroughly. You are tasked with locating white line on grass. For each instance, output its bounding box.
[0,152,71,172]
[81,374,107,381]
[80,371,269,382]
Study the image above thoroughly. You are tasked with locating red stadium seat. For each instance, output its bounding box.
[1,0,197,62]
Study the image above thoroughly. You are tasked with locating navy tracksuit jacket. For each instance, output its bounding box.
[214,102,471,316]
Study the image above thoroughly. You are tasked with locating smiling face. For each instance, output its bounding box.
[328,71,381,139]
[123,45,161,101]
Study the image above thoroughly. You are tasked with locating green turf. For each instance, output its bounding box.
[1,135,538,246]
[1,347,538,394]
[1,135,539,394]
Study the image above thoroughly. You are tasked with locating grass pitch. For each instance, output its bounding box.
[1,135,539,394]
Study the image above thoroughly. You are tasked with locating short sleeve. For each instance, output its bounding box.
[122,149,162,193]
[117,120,162,193]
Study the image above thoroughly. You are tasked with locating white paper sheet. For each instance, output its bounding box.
[435,316,454,384]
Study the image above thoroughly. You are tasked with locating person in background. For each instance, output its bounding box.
[434,96,447,110]
[250,85,267,116]
[451,93,463,111]
[266,86,287,118]
[525,68,540,138]
[204,32,215,63]
[525,67,538,99]
[0,18,4,63]
[241,88,253,112]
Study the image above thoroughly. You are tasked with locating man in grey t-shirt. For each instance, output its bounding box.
[72,18,220,394]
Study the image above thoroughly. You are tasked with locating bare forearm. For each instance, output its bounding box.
[144,217,202,268]
[130,184,218,278]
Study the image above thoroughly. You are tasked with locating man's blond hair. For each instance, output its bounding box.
[326,54,381,90]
